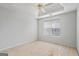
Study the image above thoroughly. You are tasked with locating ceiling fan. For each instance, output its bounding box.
[37,3,46,16]
[37,3,64,17]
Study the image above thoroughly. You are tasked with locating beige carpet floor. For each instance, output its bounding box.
[4,41,78,56]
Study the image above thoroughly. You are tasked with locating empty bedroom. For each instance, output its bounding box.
[0,3,79,56]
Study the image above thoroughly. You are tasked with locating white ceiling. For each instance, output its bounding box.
[38,3,79,18]
[40,3,64,15]
[0,3,78,18]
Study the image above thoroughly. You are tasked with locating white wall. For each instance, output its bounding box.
[77,6,79,53]
[0,4,37,50]
[38,11,76,48]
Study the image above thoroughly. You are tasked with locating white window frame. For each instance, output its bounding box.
[43,19,61,36]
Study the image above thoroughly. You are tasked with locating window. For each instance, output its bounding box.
[43,19,60,36]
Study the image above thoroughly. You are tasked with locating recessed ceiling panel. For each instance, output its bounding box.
[43,3,64,15]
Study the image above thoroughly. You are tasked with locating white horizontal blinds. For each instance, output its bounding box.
[43,19,60,36]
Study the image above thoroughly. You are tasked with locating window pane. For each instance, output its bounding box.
[43,19,60,36]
